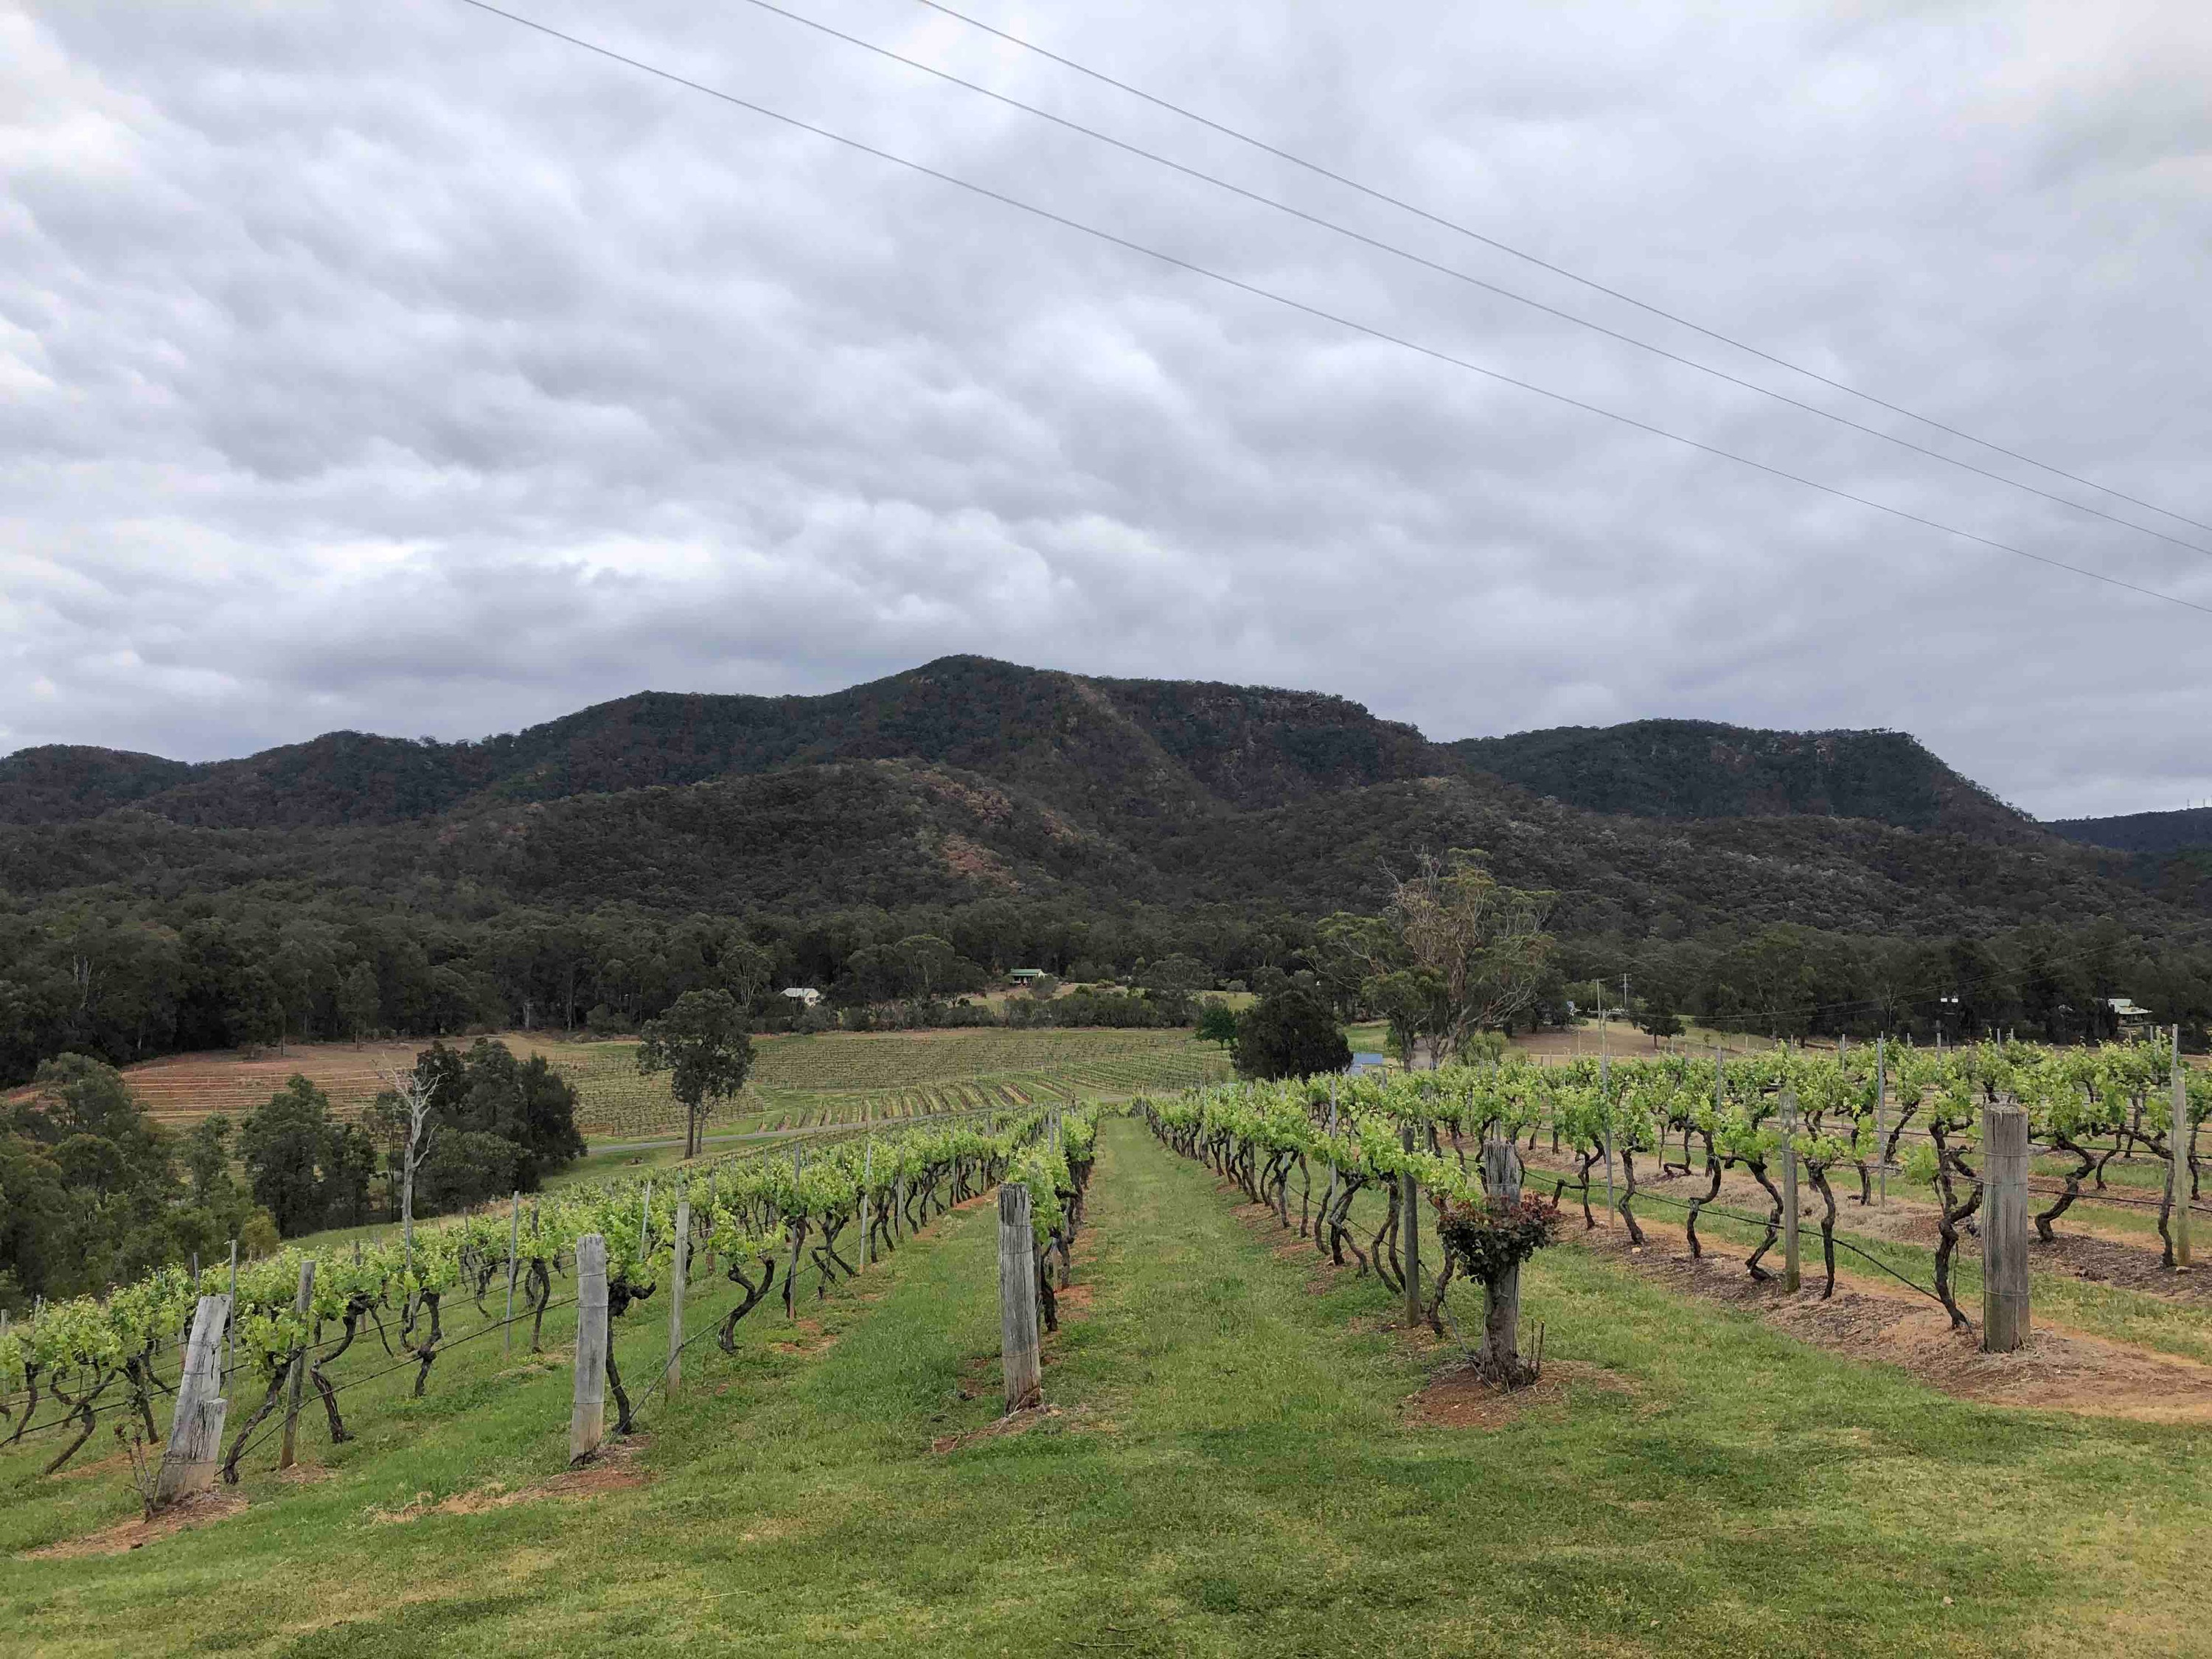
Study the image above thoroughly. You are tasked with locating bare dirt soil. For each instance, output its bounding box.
[22,1490,247,1559]
[372,1436,651,1523]
[1407,1360,1637,1430]
[1583,1229,2212,1422]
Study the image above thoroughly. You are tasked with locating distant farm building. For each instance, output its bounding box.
[2107,997,2155,1034]
[1009,969,1048,984]
[781,987,823,1008]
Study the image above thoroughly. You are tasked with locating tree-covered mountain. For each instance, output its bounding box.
[6,655,2210,1082]
[0,745,197,825]
[1450,719,2034,838]
[0,658,1442,833]
[2050,807,2212,857]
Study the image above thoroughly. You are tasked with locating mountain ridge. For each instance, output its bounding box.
[1,655,2042,844]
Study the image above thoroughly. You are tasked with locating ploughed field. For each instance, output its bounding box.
[106,1026,1231,1141]
[9,1117,2212,1656]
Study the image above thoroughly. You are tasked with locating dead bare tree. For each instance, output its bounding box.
[380,1065,439,1275]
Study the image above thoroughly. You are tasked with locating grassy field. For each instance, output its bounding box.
[98,1026,1233,1143]
[9,1117,2211,1655]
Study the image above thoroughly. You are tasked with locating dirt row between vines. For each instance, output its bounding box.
[1574,1225,2212,1422]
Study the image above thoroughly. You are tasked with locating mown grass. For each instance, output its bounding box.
[8,1119,2211,1656]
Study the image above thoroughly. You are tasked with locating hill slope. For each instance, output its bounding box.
[1,656,2188,947]
[1451,719,2034,838]
[0,658,1444,833]
[2051,807,2212,856]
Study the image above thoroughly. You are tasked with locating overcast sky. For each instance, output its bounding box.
[4,0,2207,818]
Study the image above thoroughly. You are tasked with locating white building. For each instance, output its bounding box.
[781,986,823,1009]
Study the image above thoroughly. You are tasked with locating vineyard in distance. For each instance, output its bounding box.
[112,1024,1231,1141]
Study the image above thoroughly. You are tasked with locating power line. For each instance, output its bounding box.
[734,0,2212,563]
[447,0,2212,619]
[911,0,2212,543]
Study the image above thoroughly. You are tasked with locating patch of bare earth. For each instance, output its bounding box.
[911,768,1017,825]
[771,1318,837,1357]
[1408,1361,1636,1430]
[1051,1282,1096,1321]
[1587,1231,2212,1420]
[372,1437,650,1523]
[931,1404,1065,1454]
[939,832,1020,890]
[23,1490,246,1559]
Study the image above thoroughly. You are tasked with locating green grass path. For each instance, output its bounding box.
[11,1118,2212,1655]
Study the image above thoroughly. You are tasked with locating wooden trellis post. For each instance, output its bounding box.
[1875,1035,1888,1205]
[1481,1137,1523,1375]
[1600,1051,1617,1230]
[1981,1102,2030,1352]
[156,1295,230,1503]
[667,1200,690,1397]
[861,1142,875,1267]
[1399,1124,1422,1327]
[503,1191,521,1357]
[2173,1028,2194,1270]
[571,1235,608,1464]
[1781,1088,1802,1293]
[278,1260,316,1471]
[998,1184,1041,1412]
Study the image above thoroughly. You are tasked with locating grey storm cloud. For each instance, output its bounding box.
[2,0,2208,816]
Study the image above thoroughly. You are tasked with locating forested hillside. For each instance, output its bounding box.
[2051,806,2212,856]
[4,655,2209,1082]
[1451,719,2033,837]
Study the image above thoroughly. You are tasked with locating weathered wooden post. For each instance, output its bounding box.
[277,1260,316,1471]
[571,1234,608,1464]
[1981,1101,2030,1352]
[998,1183,1042,1412]
[666,1199,690,1397]
[1600,1051,1617,1231]
[2172,1029,2194,1270]
[785,1208,805,1320]
[894,1169,908,1242]
[860,1141,875,1267]
[156,1294,231,1503]
[502,1190,521,1357]
[1781,1088,1802,1293]
[224,1239,240,1398]
[1399,1124,1422,1327]
[1874,1034,1888,1205]
[1481,1137,1523,1377]
[1318,1080,1340,1257]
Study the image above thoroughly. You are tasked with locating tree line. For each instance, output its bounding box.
[7,869,2211,1093]
[0,886,1314,1085]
